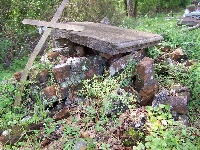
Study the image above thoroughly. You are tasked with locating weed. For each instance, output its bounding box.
[134,105,199,149]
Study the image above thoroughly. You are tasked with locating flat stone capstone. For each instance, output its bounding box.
[52,22,163,55]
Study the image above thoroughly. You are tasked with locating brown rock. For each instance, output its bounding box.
[135,57,154,91]
[170,48,184,61]
[53,108,70,121]
[41,85,61,106]
[80,131,90,138]
[60,87,68,99]
[109,49,147,75]
[47,51,59,61]
[132,49,147,61]
[14,71,23,82]
[52,63,71,83]
[138,79,158,106]
[161,46,171,52]
[169,95,189,114]
[85,68,97,79]
[109,54,130,75]
[41,85,57,98]
[53,56,105,86]
[38,69,49,83]
[108,53,124,65]
[168,85,190,114]
[0,123,44,145]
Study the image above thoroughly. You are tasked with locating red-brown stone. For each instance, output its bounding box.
[53,108,70,121]
[109,54,130,75]
[41,85,57,99]
[170,48,184,61]
[169,94,189,114]
[109,49,147,76]
[108,53,124,65]
[14,70,23,82]
[47,51,59,61]
[52,63,71,83]
[85,68,97,79]
[38,69,49,83]
[135,57,154,91]
[100,52,112,59]
[132,49,147,61]
[138,79,158,106]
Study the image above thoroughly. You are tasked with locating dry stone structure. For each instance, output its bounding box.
[15,22,163,107]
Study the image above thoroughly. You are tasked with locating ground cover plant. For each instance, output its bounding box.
[0,2,200,150]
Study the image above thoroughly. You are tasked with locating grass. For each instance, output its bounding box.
[0,13,200,149]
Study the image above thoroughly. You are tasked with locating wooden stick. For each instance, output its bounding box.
[14,0,69,106]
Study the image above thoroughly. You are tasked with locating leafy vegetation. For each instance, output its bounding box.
[0,0,200,149]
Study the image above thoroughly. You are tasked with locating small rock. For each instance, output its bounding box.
[138,79,159,106]
[166,58,174,66]
[109,54,130,75]
[47,51,59,61]
[100,17,111,25]
[41,85,60,106]
[14,70,23,82]
[152,90,169,108]
[2,129,11,136]
[161,46,171,52]
[178,115,188,126]
[170,48,184,61]
[100,52,112,59]
[73,139,87,150]
[53,108,70,121]
[21,116,32,122]
[132,49,147,61]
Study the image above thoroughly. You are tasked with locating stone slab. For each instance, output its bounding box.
[52,22,163,55]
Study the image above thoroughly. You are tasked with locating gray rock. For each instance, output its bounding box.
[152,90,169,108]
[73,139,87,150]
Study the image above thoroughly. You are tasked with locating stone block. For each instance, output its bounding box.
[138,79,158,106]
[109,49,147,76]
[169,96,188,114]
[52,63,71,83]
[53,56,106,88]
[100,52,112,59]
[53,22,163,55]
[135,57,154,91]
[53,108,70,121]
[108,53,124,65]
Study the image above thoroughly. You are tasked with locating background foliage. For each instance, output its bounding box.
[0,0,192,67]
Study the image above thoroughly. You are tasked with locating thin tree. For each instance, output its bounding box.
[125,0,138,18]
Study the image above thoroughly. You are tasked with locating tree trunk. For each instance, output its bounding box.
[126,0,137,18]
